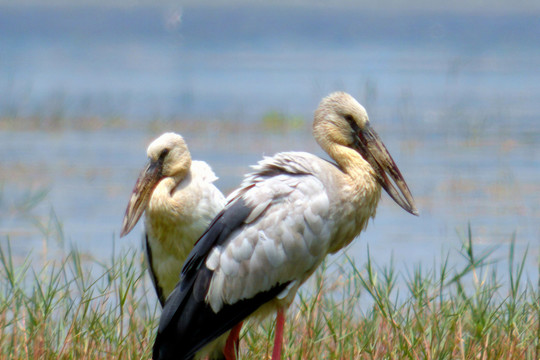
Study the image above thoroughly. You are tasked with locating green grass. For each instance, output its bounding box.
[0,224,537,359]
[246,226,539,359]
[0,239,158,359]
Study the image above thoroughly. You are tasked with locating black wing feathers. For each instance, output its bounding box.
[154,266,289,360]
[154,197,266,360]
[153,173,297,359]
[144,233,166,307]
[181,198,252,280]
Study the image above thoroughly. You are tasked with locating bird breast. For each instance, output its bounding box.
[145,161,225,296]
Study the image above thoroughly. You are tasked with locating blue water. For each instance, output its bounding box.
[2,6,539,120]
[0,5,538,290]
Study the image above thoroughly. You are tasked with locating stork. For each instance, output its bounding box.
[153,92,418,360]
[120,132,230,359]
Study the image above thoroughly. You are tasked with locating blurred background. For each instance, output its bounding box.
[0,1,538,285]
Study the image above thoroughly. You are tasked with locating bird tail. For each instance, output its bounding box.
[153,267,289,360]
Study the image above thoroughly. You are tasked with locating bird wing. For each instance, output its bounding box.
[154,197,291,360]
[144,233,166,306]
[154,152,336,360]
[204,172,334,312]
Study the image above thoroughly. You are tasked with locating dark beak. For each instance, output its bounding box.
[355,123,418,216]
[120,159,163,237]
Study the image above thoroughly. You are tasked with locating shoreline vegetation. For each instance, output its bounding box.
[0,211,538,359]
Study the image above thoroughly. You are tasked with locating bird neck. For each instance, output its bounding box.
[162,153,192,192]
[147,169,193,227]
[160,168,190,196]
[327,142,381,205]
[318,142,382,253]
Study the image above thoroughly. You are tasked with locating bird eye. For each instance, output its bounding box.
[343,114,362,135]
[344,114,358,130]
[344,114,355,124]
[159,148,170,159]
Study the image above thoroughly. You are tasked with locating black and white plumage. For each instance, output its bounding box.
[121,133,226,305]
[120,133,228,358]
[153,92,418,360]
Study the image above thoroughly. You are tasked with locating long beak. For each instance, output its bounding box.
[120,159,162,237]
[355,123,419,216]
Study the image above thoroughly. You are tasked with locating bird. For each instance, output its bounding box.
[120,132,231,359]
[152,92,418,360]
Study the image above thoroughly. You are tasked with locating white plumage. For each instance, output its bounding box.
[121,132,226,303]
[144,159,225,301]
[153,92,418,360]
[120,133,227,359]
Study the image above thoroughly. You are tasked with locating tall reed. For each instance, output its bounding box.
[0,224,537,359]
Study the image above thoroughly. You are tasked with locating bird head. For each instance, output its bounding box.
[314,92,418,216]
[120,133,192,237]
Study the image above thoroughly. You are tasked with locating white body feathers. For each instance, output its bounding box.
[145,160,225,300]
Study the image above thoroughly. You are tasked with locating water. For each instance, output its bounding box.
[0,5,538,286]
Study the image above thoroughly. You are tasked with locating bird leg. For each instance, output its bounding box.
[223,321,244,360]
[271,309,285,360]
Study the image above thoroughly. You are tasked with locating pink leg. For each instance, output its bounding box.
[272,309,285,360]
[224,321,244,360]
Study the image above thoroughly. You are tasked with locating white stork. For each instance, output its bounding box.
[120,133,231,359]
[152,92,418,360]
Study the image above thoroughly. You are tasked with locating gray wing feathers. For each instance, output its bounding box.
[227,151,321,202]
[205,157,334,313]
